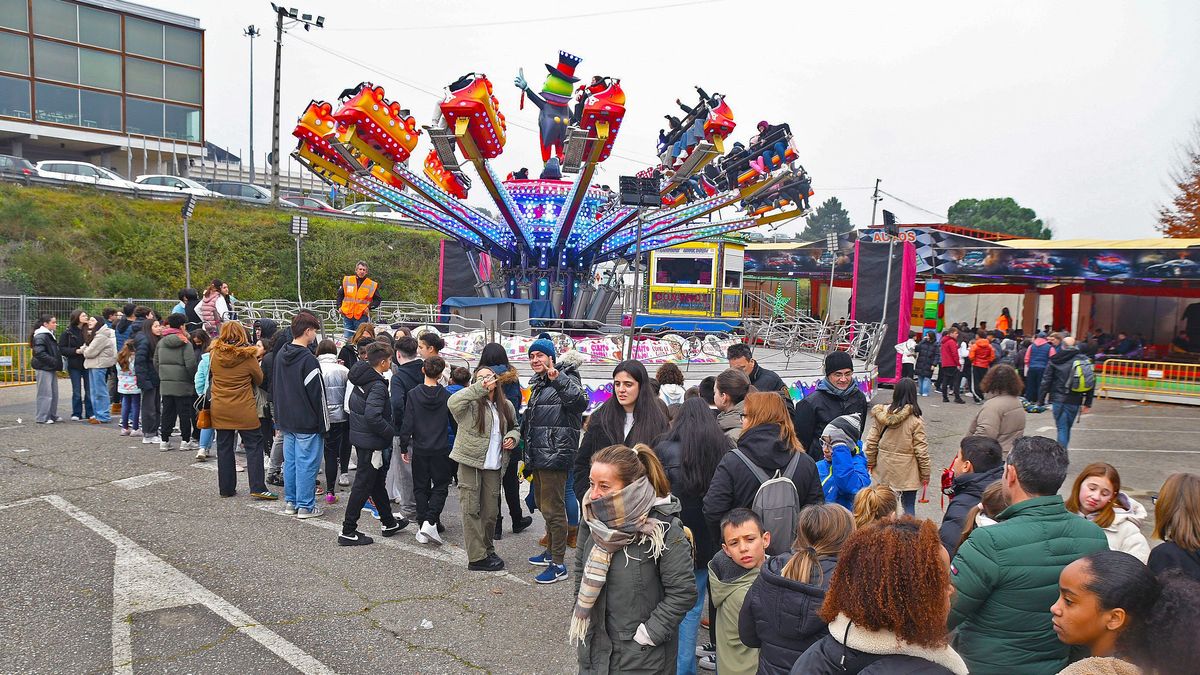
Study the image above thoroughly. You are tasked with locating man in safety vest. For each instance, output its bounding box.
[337,261,382,338]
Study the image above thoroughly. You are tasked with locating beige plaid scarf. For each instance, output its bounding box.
[569,476,668,645]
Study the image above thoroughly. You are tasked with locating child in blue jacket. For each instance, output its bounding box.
[815,414,871,510]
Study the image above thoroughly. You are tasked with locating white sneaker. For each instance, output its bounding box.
[337,472,350,487]
[142,435,158,445]
[183,440,199,451]
[296,506,323,519]
[195,448,207,461]
[283,502,297,515]
[159,441,171,452]
[420,521,443,546]
[70,416,81,421]
[415,530,429,544]
[347,459,357,470]
[698,654,716,671]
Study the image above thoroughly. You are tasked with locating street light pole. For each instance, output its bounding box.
[244,25,260,184]
[269,4,324,207]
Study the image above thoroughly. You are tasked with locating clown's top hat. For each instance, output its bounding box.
[544,51,582,83]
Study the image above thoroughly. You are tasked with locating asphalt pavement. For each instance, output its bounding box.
[1,383,1197,673]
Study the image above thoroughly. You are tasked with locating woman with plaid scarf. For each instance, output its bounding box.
[573,443,697,674]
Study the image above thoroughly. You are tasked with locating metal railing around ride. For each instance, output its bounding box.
[1097,358,1200,403]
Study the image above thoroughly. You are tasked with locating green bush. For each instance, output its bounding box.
[21,248,88,297]
[101,270,159,297]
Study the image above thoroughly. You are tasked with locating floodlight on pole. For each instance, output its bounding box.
[244,25,260,184]
[269,3,323,206]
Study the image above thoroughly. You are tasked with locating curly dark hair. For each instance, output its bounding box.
[819,516,950,648]
[1128,571,1200,675]
[980,363,1024,397]
[655,362,685,386]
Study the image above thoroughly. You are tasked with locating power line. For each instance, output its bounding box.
[878,189,948,221]
[323,1,728,32]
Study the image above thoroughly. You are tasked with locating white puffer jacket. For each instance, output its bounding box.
[1087,492,1151,563]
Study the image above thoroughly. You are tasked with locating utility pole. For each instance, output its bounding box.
[269,4,324,206]
[244,25,260,184]
[869,178,882,227]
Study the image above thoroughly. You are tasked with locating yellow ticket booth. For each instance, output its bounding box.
[645,239,745,322]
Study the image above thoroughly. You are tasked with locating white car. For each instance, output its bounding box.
[134,174,220,198]
[35,160,137,189]
[341,200,406,221]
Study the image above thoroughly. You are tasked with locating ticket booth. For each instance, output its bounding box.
[643,239,745,326]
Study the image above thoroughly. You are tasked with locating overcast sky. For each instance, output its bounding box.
[151,0,1200,240]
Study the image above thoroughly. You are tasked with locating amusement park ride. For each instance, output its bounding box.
[290,50,816,324]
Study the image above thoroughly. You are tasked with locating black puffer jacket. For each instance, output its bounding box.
[521,352,588,471]
[133,330,159,390]
[740,553,839,674]
[703,423,824,531]
[347,361,394,450]
[793,379,868,460]
[31,328,61,371]
[938,465,1004,556]
[60,325,87,371]
[915,339,939,379]
[1038,346,1096,407]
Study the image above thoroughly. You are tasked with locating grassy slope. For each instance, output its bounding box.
[0,183,444,302]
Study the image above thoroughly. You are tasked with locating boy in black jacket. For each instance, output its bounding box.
[939,436,1004,556]
[400,356,452,546]
[340,343,408,546]
[273,313,329,519]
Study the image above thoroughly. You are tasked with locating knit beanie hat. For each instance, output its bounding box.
[824,350,854,376]
[823,413,862,446]
[528,335,557,362]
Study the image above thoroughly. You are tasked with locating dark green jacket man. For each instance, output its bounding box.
[949,495,1108,675]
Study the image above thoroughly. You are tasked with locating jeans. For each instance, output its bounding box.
[283,431,324,510]
[343,446,398,535]
[68,367,93,419]
[217,428,266,496]
[35,369,59,423]
[140,387,160,438]
[919,376,933,396]
[1053,403,1080,449]
[1024,368,1045,401]
[342,314,369,339]
[198,427,214,450]
[760,140,788,171]
[900,489,918,516]
[677,568,709,675]
[160,394,195,443]
[120,394,140,429]
[412,453,453,525]
[565,467,580,528]
[87,369,111,422]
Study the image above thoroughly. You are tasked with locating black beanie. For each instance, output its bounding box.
[824,350,854,375]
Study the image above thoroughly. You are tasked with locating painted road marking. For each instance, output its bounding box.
[1072,448,1200,454]
[111,471,179,490]
[35,495,336,675]
[247,502,530,587]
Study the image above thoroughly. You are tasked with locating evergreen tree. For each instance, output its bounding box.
[798,197,854,241]
[947,197,1052,239]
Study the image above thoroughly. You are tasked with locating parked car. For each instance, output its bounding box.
[282,193,340,213]
[35,160,136,189]
[0,154,35,177]
[341,200,406,221]
[134,174,220,198]
[205,181,298,207]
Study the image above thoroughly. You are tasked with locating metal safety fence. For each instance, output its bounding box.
[0,342,34,387]
[1097,358,1200,405]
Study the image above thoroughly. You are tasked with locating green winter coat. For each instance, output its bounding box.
[575,497,697,675]
[447,381,520,470]
[153,333,198,398]
[708,550,761,675]
[949,495,1108,675]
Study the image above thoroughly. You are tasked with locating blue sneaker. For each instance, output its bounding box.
[528,550,553,566]
[362,500,380,520]
[535,563,567,584]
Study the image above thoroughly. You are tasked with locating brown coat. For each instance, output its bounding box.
[968,393,1026,455]
[209,344,263,431]
[865,404,930,491]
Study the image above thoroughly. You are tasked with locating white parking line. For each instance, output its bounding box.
[1072,448,1200,454]
[111,471,179,490]
[247,502,530,586]
[37,495,336,675]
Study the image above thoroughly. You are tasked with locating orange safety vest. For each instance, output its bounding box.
[340,275,378,319]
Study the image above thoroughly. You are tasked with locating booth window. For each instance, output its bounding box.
[656,255,713,286]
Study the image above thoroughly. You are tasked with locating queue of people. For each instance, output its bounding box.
[27,305,1200,674]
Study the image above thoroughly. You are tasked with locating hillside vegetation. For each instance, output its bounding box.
[0,183,443,302]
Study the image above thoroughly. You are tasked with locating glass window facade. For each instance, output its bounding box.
[124,17,161,59]
[164,26,200,66]
[32,0,76,41]
[33,38,75,82]
[78,6,120,50]
[0,1,202,144]
[0,0,29,31]
[164,64,199,104]
[34,80,77,125]
[125,96,162,136]
[0,30,28,75]
[0,73,29,117]
[80,88,119,130]
[125,56,161,98]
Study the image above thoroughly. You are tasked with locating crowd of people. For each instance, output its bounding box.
[26,300,1200,674]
